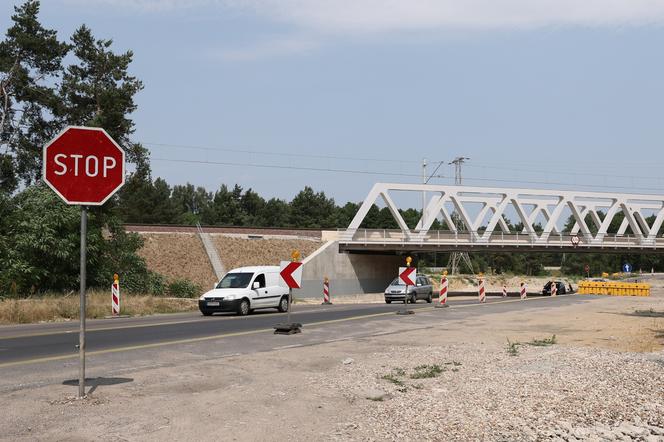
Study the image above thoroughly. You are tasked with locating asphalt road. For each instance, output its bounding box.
[0,294,581,368]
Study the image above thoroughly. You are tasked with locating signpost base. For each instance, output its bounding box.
[434,304,449,309]
[273,323,302,335]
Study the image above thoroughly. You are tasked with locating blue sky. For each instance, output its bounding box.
[6,1,664,205]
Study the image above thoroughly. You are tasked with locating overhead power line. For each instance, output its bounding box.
[144,141,434,165]
[150,157,444,179]
[149,156,664,194]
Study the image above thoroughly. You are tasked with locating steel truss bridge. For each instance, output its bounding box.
[339,183,664,253]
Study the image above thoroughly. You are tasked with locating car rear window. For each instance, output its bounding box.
[217,273,253,289]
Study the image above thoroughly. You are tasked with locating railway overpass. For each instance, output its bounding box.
[300,183,664,296]
[338,183,664,254]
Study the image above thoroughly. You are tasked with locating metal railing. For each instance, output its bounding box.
[337,228,663,249]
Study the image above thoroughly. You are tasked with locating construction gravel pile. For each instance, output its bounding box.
[319,342,664,441]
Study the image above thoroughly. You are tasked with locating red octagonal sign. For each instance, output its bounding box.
[43,126,125,206]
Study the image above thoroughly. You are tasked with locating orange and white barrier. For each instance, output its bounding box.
[439,275,448,306]
[502,285,507,297]
[112,274,120,316]
[551,281,557,297]
[520,282,527,300]
[478,276,486,303]
[322,277,332,304]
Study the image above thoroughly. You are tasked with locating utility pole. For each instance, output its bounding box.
[422,158,427,216]
[448,157,474,275]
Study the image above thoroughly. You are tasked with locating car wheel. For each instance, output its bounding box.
[277,296,289,313]
[237,299,250,316]
[201,309,213,316]
[410,293,417,304]
[385,300,392,304]
[426,292,433,303]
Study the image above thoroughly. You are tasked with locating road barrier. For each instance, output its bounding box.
[551,281,557,297]
[577,281,650,296]
[478,276,486,303]
[322,277,332,304]
[520,282,527,300]
[112,274,120,316]
[502,285,507,297]
[436,274,449,308]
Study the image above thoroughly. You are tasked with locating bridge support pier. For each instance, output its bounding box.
[299,241,401,298]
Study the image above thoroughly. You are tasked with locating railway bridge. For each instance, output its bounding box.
[338,183,664,254]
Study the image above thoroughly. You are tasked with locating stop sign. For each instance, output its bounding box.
[43,126,125,205]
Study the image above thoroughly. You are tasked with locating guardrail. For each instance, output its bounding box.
[337,228,664,250]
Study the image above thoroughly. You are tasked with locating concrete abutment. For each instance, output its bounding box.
[299,240,402,298]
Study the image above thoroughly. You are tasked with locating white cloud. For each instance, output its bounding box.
[245,0,664,33]
[210,35,319,61]
[74,0,664,31]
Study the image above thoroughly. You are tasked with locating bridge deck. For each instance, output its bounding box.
[338,229,664,253]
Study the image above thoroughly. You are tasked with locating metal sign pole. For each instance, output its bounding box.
[287,287,292,324]
[78,205,87,398]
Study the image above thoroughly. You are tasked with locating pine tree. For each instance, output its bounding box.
[0,0,69,189]
[60,24,148,174]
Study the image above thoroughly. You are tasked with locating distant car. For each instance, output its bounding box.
[384,275,433,304]
[542,280,574,295]
[198,266,290,316]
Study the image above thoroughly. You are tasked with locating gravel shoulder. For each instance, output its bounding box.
[1,290,663,441]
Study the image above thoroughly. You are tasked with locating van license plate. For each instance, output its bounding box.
[207,301,220,307]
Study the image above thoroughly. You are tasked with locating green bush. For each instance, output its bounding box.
[166,279,201,298]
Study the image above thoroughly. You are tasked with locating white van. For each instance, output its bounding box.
[198,266,290,316]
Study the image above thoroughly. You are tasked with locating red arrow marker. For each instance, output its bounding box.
[280,261,303,289]
[399,267,417,286]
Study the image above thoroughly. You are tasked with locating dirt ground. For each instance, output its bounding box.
[212,236,321,270]
[1,289,662,441]
[137,233,216,289]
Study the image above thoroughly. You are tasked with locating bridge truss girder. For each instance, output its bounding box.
[342,183,664,250]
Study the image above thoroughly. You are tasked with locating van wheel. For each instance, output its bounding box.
[277,296,289,313]
[201,310,213,316]
[385,300,392,304]
[237,299,250,316]
[426,292,433,303]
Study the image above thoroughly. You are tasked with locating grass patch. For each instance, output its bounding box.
[0,291,198,324]
[633,309,664,318]
[410,364,445,379]
[381,373,405,387]
[527,335,557,347]
[506,339,520,356]
[381,368,406,387]
[444,361,462,366]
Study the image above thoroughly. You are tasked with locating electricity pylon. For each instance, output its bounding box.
[448,157,474,275]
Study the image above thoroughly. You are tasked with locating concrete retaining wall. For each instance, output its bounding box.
[298,241,402,298]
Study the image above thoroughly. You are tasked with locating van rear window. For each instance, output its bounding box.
[217,273,253,289]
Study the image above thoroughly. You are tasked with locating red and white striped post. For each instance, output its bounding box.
[502,285,507,297]
[322,276,332,305]
[550,281,557,297]
[520,282,527,300]
[478,273,486,303]
[112,273,120,316]
[436,271,449,308]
